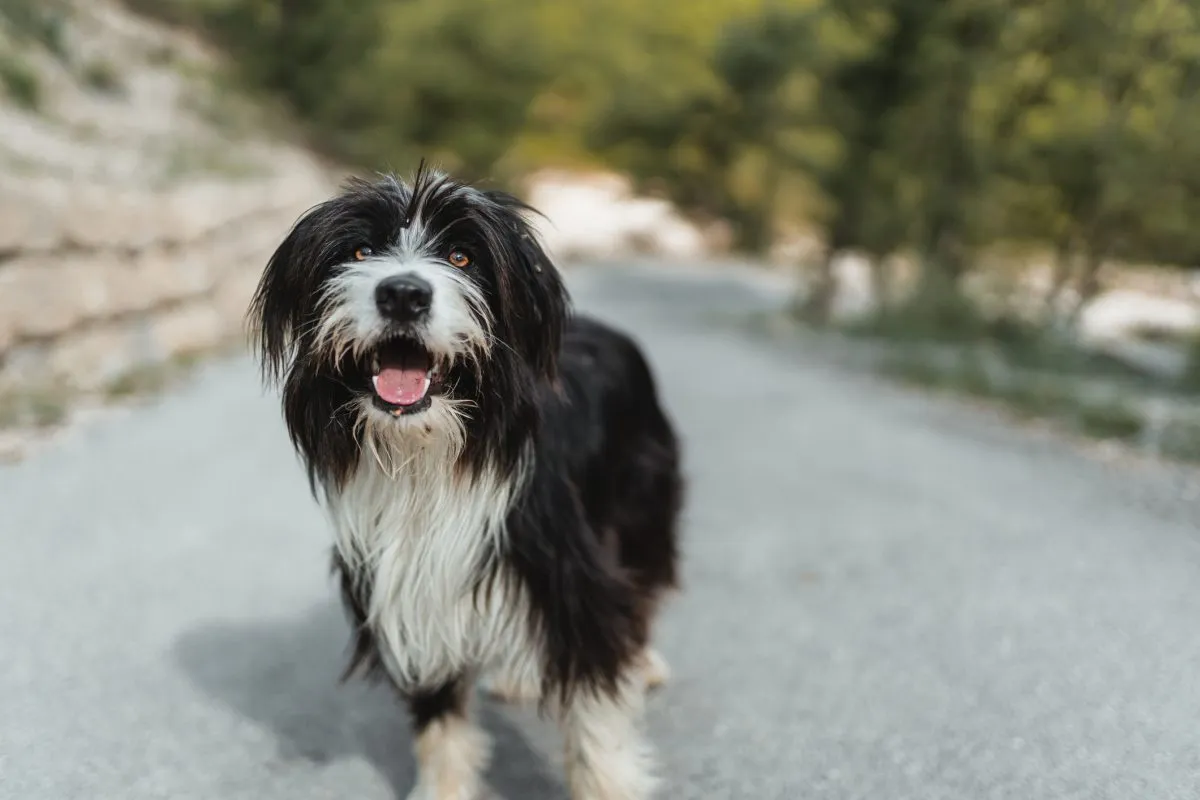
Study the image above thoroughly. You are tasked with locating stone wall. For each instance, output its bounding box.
[0,1,337,398]
[0,169,331,393]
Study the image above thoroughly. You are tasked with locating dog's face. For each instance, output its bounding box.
[250,169,567,486]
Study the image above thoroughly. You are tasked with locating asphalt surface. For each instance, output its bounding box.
[4,262,1200,800]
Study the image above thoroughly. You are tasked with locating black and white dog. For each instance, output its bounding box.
[249,166,683,800]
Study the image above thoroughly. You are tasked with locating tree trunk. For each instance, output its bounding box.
[730,208,772,254]
[730,157,782,255]
[795,243,840,325]
[1063,242,1105,336]
[1183,338,1200,392]
[869,255,892,314]
[915,229,966,303]
[1042,235,1076,324]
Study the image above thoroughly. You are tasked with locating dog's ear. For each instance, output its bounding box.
[248,200,342,384]
[483,190,569,380]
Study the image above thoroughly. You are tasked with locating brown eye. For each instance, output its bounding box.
[447,248,471,268]
[354,247,372,261]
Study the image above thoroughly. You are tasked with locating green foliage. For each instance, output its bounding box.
[1075,397,1145,441]
[882,345,1150,443]
[588,0,824,252]
[0,50,39,109]
[127,0,1200,344]
[1183,339,1200,392]
[132,0,563,182]
[0,0,69,60]
[1160,415,1200,463]
[585,0,1200,342]
[978,1,1200,270]
[0,386,66,429]
[104,351,204,400]
[81,59,123,95]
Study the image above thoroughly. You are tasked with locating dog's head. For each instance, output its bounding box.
[249,167,568,488]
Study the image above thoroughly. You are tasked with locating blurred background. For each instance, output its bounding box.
[6,3,1200,799]
[2,0,1200,459]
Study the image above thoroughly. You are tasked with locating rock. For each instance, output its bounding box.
[38,322,140,391]
[148,301,225,358]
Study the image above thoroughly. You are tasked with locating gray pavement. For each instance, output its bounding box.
[4,262,1200,800]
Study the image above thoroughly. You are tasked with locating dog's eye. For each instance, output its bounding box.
[354,247,373,262]
[447,248,472,268]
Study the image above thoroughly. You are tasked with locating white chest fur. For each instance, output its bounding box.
[327,446,536,691]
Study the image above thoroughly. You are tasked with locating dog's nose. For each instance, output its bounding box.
[375,274,433,321]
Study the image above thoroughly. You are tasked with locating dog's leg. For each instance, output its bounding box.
[563,677,658,800]
[406,678,490,800]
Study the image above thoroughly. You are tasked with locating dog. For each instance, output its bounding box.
[248,165,683,800]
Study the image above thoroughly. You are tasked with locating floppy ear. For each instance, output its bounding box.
[483,190,570,380]
[248,201,341,384]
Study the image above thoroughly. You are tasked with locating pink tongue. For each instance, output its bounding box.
[372,367,430,406]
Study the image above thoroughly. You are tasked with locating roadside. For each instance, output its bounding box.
[0,0,337,458]
[732,308,1200,469]
[3,1,1197,470]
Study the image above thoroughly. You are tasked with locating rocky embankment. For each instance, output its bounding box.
[0,1,336,433]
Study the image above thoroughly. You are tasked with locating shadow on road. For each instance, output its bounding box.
[172,599,562,799]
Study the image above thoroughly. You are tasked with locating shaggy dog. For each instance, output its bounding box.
[249,166,682,799]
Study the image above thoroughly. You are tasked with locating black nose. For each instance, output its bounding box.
[375,273,433,321]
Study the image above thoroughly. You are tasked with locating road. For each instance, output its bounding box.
[4,262,1200,800]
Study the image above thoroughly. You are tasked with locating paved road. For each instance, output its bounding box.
[4,262,1200,800]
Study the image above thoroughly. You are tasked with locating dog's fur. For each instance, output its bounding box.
[249,166,682,800]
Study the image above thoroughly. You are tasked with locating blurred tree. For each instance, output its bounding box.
[762,0,928,322]
[869,0,1004,332]
[131,0,1200,367]
[585,0,816,253]
[166,0,557,181]
[975,0,1200,331]
[357,0,551,179]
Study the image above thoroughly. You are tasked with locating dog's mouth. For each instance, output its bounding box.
[368,335,445,415]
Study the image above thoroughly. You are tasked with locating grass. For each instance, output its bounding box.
[103,350,205,401]
[180,67,267,137]
[146,43,178,67]
[1180,342,1200,392]
[0,353,206,431]
[0,0,69,61]
[0,386,68,430]
[1159,416,1200,464]
[1127,321,1197,346]
[1075,397,1146,441]
[831,289,1200,461]
[847,299,1160,385]
[157,138,267,184]
[0,343,228,444]
[880,347,1149,443]
[0,50,40,109]
[80,58,124,95]
[117,0,206,28]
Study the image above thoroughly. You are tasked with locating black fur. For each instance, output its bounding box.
[249,169,683,717]
[408,680,468,732]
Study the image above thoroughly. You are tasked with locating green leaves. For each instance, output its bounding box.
[138,0,1200,279]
